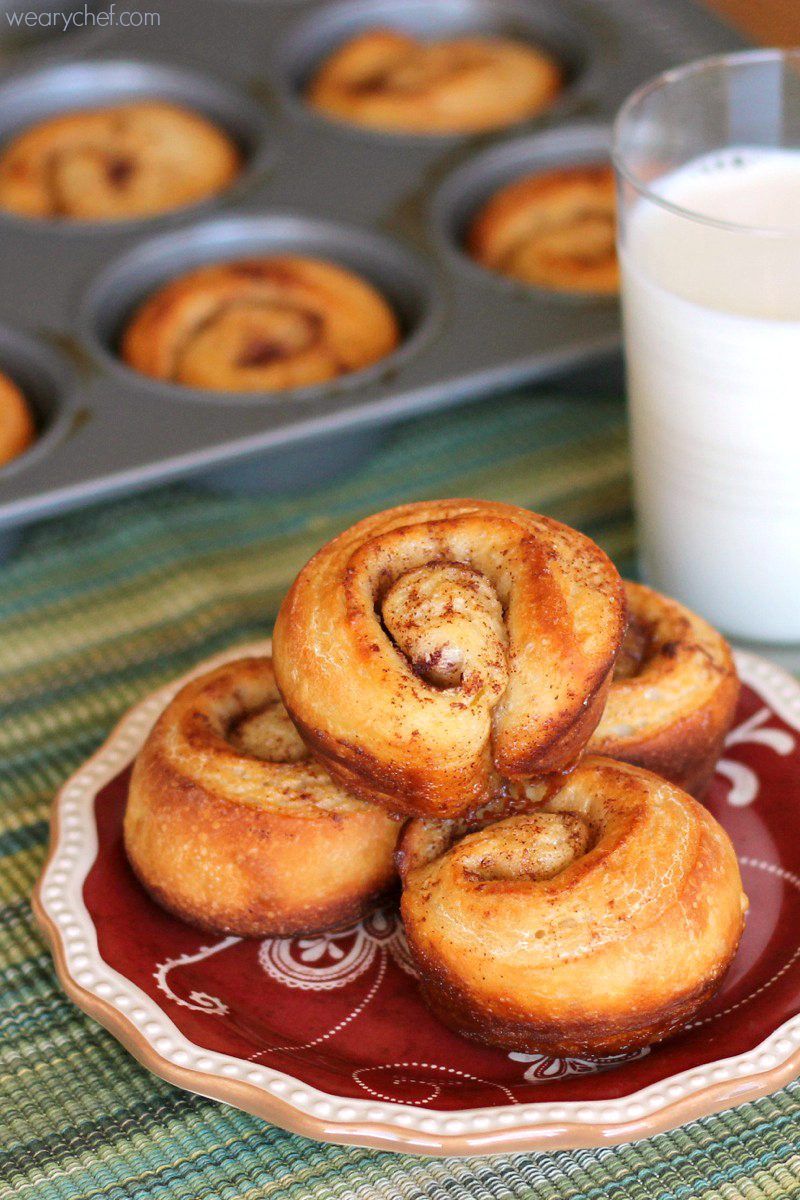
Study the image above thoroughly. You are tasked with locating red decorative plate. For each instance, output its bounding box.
[33,642,800,1155]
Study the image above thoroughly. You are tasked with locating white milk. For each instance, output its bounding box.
[621,148,800,640]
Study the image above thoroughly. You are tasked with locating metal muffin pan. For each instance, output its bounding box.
[0,0,743,535]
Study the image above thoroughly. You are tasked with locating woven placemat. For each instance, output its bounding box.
[3,390,799,1198]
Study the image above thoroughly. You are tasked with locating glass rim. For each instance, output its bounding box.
[612,47,800,239]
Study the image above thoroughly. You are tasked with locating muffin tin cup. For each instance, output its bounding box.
[276,0,601,143]
[80,213,443,405]
[0,322,74,479]
[0,322,73,562]
[430,120,616,302]
[0,0,743,543]
[0,58,276,236]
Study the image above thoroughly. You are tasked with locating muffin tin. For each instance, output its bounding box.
[0,0,742,540]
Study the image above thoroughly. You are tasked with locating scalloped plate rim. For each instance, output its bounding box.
[32,641,800,1156]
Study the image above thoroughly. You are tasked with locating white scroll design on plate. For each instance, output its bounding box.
[509,1048,650,1083]
[154,936,240,1013]
[719,707,795,807]
[258,908,414,991]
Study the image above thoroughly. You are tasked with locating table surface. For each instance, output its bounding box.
[5,3,800,1198]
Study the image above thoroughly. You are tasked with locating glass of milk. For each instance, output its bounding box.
[613,50,800,642]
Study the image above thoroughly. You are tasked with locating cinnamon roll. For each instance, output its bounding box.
[307,30,562,135]
[399,756,748,1056]
[121,256,401,392]
[0,102,241,222]
[468,164,619,294]
[273,499,626,818]
[588,581,740,795]
[0,370,35,467]
[124,656,400,937]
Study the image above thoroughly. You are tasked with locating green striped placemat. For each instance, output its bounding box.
[3,389,799,1199]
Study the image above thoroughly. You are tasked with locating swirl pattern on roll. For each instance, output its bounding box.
[468,164,619,294]
[0,102,241,222]
[273,499,626,818]
[124,656,400,937]
[399,756,748,1055]
[307,30,562,135]
[121,256,401,392]
[589,581,740,794]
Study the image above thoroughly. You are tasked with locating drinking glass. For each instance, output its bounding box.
[613,50,800,641]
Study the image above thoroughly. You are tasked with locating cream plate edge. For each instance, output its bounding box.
[32,642,800,1154]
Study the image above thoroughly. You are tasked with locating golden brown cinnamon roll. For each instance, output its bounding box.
[399,756,747,1056]
[121,256,401,392]
[307,29,561,135]
[0,102,241,222]
[468,164,619,294]
[588,582,740,795]
[124,656,401,937]
[0,370,35,467]
[273,499,626,818]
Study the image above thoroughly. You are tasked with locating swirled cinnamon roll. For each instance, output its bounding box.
[124,656,400,937]
[468,164,619,294]
[121,256,401,392]
[588,582,739,795]
[0,102,241,222]
[273,499,626,818]
[0,370,35,467]
[399,756,747,1055]
[307,30,562,135]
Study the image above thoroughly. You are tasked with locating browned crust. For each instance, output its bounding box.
[287,708,495,818]
[593,688,738,797]
[124,657,400,938]
[589,582,741,796]
[126,751,399,937]
[274,499,626,819]
[130,851,397,940]
[403,912,739,1057]
[501,663,615,777]
[399,758,747,1057]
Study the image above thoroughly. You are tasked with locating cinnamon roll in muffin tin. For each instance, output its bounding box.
[0,0,742,548]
